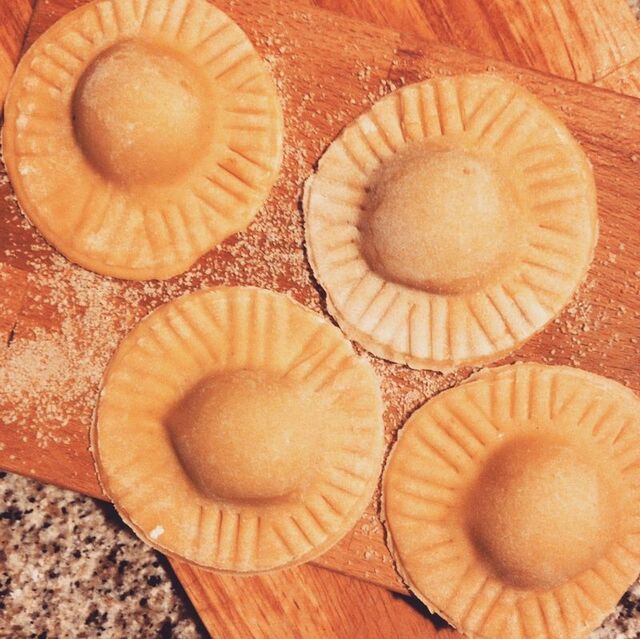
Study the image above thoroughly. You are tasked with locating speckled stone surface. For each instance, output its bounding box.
[0,472,206,639]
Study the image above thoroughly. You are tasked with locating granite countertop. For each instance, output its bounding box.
[0,472,206,639]
[2,2,640,639]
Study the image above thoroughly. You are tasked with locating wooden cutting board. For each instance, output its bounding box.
[1,0,640,636]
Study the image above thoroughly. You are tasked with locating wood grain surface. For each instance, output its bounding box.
[311,0,640,83]
[598,56,640,95]
[173,560,460,639]
[0,1,34,102]
[1,1,639,637]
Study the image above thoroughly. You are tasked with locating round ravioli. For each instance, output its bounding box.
[3,0,283,280]
[92,287,384,573]
[383,363,640,639]
[304,74,598,370]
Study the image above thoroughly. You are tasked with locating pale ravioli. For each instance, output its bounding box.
[92,287,384,573]
[3,0,283,280]
[304,75,598,370]
[384,363,640,639]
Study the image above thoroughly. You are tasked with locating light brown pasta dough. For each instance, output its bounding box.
[3,0,283,280]
[92,287,384,573]
[304,75,598,370]
[384,363,640,639]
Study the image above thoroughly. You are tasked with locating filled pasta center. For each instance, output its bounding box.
[361,146,523,294]
[72,40,211,185]
[465,433,616,590]
[166,370,326,502]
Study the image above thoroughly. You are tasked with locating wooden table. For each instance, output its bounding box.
[2,1,640,637]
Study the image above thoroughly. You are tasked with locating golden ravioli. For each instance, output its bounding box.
[384,363,640,639]
[3,0,282,280]
[92,287,384,573]
[304,75,597,370]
